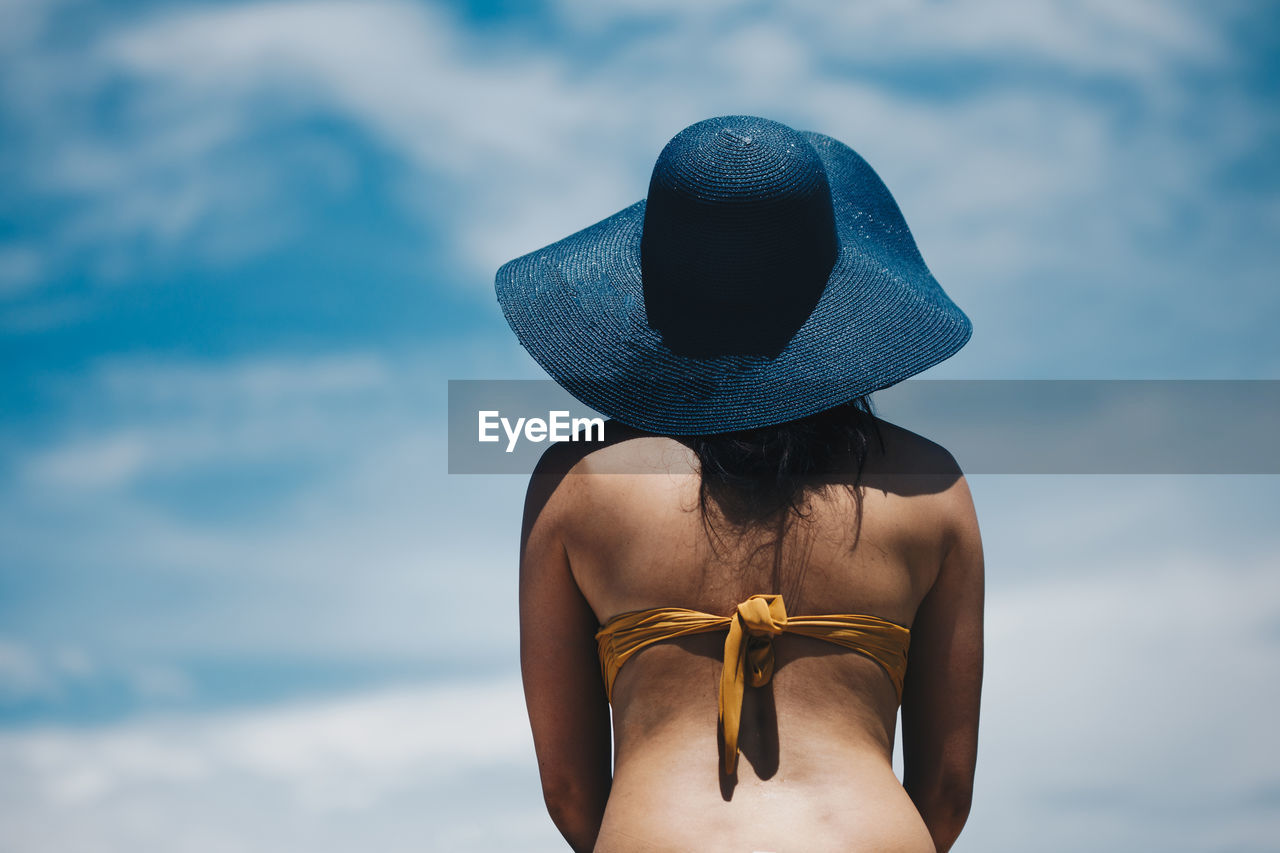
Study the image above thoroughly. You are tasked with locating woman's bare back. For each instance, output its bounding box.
[540,419,975,852]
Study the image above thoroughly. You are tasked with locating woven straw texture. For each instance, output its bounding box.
[495,117,972,435]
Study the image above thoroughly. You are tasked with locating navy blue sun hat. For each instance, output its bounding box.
[495,115,972,435]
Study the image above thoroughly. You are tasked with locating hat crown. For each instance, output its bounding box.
[640,116,839,357]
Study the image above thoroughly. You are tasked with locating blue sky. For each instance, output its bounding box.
[1,1,1278,850]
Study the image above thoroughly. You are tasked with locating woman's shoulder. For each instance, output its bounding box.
[524,421,692,525]
[531,420,693,479]
[869,417,979,545]
[866,416,963,477]
[861,417,977,545]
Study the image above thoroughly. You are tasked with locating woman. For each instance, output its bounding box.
[497,116,983,852]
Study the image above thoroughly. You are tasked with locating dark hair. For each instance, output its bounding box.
[680,397,884,543]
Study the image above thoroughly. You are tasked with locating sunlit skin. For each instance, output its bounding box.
[520,417,983,853]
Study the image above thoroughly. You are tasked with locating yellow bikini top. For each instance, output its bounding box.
[595,594,910,775]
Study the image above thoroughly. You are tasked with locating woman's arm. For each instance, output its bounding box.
[519,461,613,852]
[901,474,984,853]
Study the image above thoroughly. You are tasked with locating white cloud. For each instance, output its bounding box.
[2,347,528,665]
[47,0,1215,275]
[0,639,96,702]
[24,433,150,490]
[812,0,1219,79]
[90,0,644,282]
[21,352,395,491]
[3,535,1278,852]
[555,0,1222,76]
[0,641,55,700]
[0,675,566,852]
[881,479,1280,850]
[94,352,394,405]
[963,549,1280,850]
[127,665,196,702]
[0,245,44,297]
[35,0,1263,379]
[5,0,1270,378]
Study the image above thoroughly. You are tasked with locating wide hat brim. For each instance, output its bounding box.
[495,131,972,435]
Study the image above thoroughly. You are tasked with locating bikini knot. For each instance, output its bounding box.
[735,594,788,687]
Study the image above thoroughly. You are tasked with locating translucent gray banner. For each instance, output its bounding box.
[448,380,1280,475]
